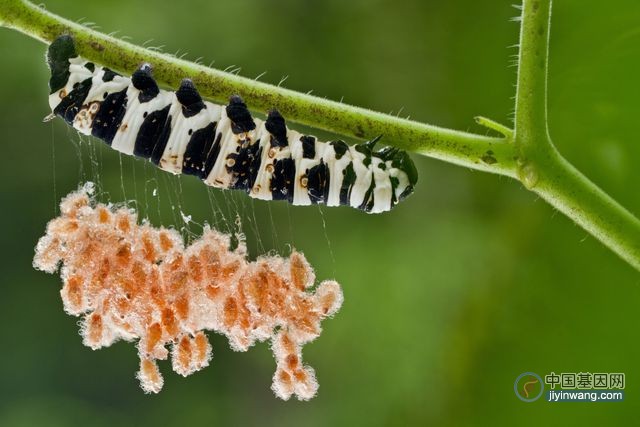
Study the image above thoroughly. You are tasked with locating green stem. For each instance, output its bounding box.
[535,149,640,271]
[514,0,552,152]
[1,0,639,270]
[0,0,515,176]
[514,0,640,270]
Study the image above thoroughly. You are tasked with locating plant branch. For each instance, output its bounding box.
[534,150,640,271]
[1,0,640,270]
[514,0,552,151]
[0,0,516,177]
[514,0,640,270]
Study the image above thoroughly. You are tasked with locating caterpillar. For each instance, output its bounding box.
[46,35,417,213]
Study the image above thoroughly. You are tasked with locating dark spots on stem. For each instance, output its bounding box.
[481,150,497,165]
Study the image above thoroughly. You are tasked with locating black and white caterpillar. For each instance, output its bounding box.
[47,35,417,213]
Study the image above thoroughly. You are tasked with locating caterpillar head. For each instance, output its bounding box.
[47,35,95,114]
[47,34,77,94]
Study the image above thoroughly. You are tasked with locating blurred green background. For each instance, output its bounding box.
[1,0,639,425]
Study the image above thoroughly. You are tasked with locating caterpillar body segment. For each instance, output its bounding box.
[47,35,417,213]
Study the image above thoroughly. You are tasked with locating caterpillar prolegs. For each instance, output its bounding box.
[47,36,417,213]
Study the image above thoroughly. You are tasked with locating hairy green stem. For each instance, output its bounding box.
[0,0,515,176]
[513,0,640,270]
[515,0,552,151]
[536,150,640,270]
[1,0,639,270]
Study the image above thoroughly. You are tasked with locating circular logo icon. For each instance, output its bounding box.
[514,372,544,402]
